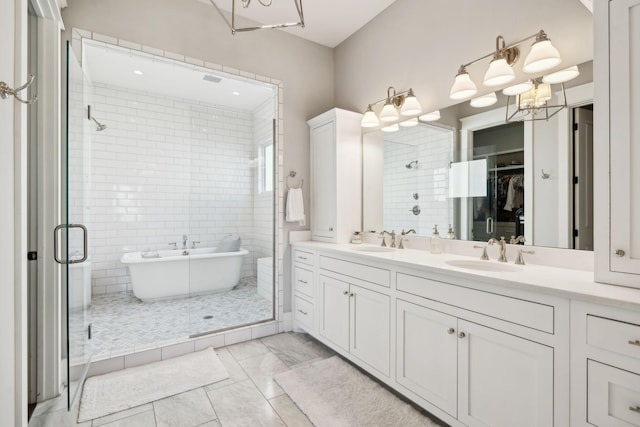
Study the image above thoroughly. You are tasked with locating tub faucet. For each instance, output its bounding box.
[168,242,177,250]
[182,234,188,250]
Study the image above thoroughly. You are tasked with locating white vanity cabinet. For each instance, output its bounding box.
[292,249,316,333]
[571,301,640,427]
[595,0,640,287]
[317,255,391,377]
[396,273,556,427]
[307,108,362,244]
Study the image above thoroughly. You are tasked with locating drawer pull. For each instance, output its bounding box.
[615,249,626,257]
[343,290,349,295]
[629,340,640,347]
[458,332,466,339]
[447,328,455,335]
[298,280,308,284]
[298,309,308,315]
[297,256,308,260]
[630,406,640,414]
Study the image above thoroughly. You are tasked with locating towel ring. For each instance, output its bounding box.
[286,171,303,189]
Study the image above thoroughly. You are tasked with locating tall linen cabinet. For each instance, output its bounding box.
[307,108,363,243]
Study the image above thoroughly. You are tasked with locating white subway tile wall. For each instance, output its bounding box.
[383,124,454,234]
[82,82,275,295]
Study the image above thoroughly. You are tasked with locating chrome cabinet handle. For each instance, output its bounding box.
[329,227,334,231]
[629,406,640,414]
[349,293,354,297]
[343,290,349,295]
[298,280,308,284]
[298,256,307,260]
[458,332,466,339]
[447,328,455,335]
[629,340,640,347]
[615,249,626,257]
[54,224,88,264]
[298,309,308,315]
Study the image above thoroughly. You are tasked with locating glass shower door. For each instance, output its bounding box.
[61,42,92,409]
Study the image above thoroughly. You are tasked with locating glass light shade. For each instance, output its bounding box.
[503,81,534,96]
[379,102,399,123]
[419,110,441,122]
[483,57,515,87]
[542,65,580,84]
[400,93,422,116]
[523,39,561,74]
[470,92,498,108]
[381,124,399,132]
[450,71,477,100]
[361,107,380,128]
[518,90,535,108]
[399,118,419,127]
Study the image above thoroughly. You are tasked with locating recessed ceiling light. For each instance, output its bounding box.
[232,91,240,96]
[133,70,143,76]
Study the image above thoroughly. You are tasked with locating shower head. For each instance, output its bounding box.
[405,160,418,169]
[90,116,107,131]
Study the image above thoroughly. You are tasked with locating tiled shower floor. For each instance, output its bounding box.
[74,277,273,361]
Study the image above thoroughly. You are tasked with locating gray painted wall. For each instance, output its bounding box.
[334,0,593,115]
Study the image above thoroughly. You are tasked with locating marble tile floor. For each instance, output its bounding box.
[70,278,273,362]
[30,332,448,427]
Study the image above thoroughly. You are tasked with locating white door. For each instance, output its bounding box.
[349,284,390,376]
[609,0,640,276]
[396,300,458,416]
[457,320,553,427]
[310,121,336,240]
[318,274,349,351]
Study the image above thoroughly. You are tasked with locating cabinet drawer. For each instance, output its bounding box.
[294,296,313,331]
[319,255,390,287]
[587,360,640,426]
[397,273,554,333]
[294,249,314,266]
[294,267,314,299]
[588,315,640,361]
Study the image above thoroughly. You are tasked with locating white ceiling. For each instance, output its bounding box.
[206,0,399,48]
[83,40,275,111]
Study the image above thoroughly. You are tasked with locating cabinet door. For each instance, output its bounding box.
[349,284,390,376]
[318,274,349,351]
[609,0,640,277]
[310,121,336,240]
[396,300,458,417]
[457,320,553,427]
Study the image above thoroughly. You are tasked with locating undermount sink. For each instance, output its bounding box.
[445,259,522,272]
[353,246,395,253]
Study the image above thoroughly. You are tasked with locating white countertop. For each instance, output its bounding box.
[291,241,640,310]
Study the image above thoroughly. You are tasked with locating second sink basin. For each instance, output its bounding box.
[445,259,522,272]
[353,246,395,253]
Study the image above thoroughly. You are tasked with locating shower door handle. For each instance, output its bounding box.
[54,224,88,264]
[486,217,494,234]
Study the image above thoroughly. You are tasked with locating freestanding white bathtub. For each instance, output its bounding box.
[120,247,248,301]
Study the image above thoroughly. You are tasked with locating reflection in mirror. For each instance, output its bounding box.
[363,61,594,250]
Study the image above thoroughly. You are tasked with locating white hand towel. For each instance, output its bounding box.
[286,188,305,223]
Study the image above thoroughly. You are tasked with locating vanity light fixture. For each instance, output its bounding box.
[381,123,400,133]
[399,117,419,127]
[502,80,534,96]
[209,0,304,34]
[449,30,562,101]
[418,110,441,122]
[470,92,498,108]
[360,86,423,128]
[542,65,580,84]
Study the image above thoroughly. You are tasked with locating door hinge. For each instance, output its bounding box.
[573,176,579,184]
[27,251,37,261]
[573,123,578,131]
[574,229,579,237]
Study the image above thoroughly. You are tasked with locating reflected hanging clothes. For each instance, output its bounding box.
[503,174,524,211]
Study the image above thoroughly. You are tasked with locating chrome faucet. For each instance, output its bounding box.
[182,234,188,250]
[191,241,200,249]
[380,230,396,248]
[515,249,535,265]
[399,229,416,249]
[510,235,526,245]
[488,236,508,262]
[473,245,489,260]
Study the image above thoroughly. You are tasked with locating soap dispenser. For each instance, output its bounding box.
[447,224,455,240]
[430,225,442,254]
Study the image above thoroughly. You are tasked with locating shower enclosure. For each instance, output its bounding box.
[63,39,278,408]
